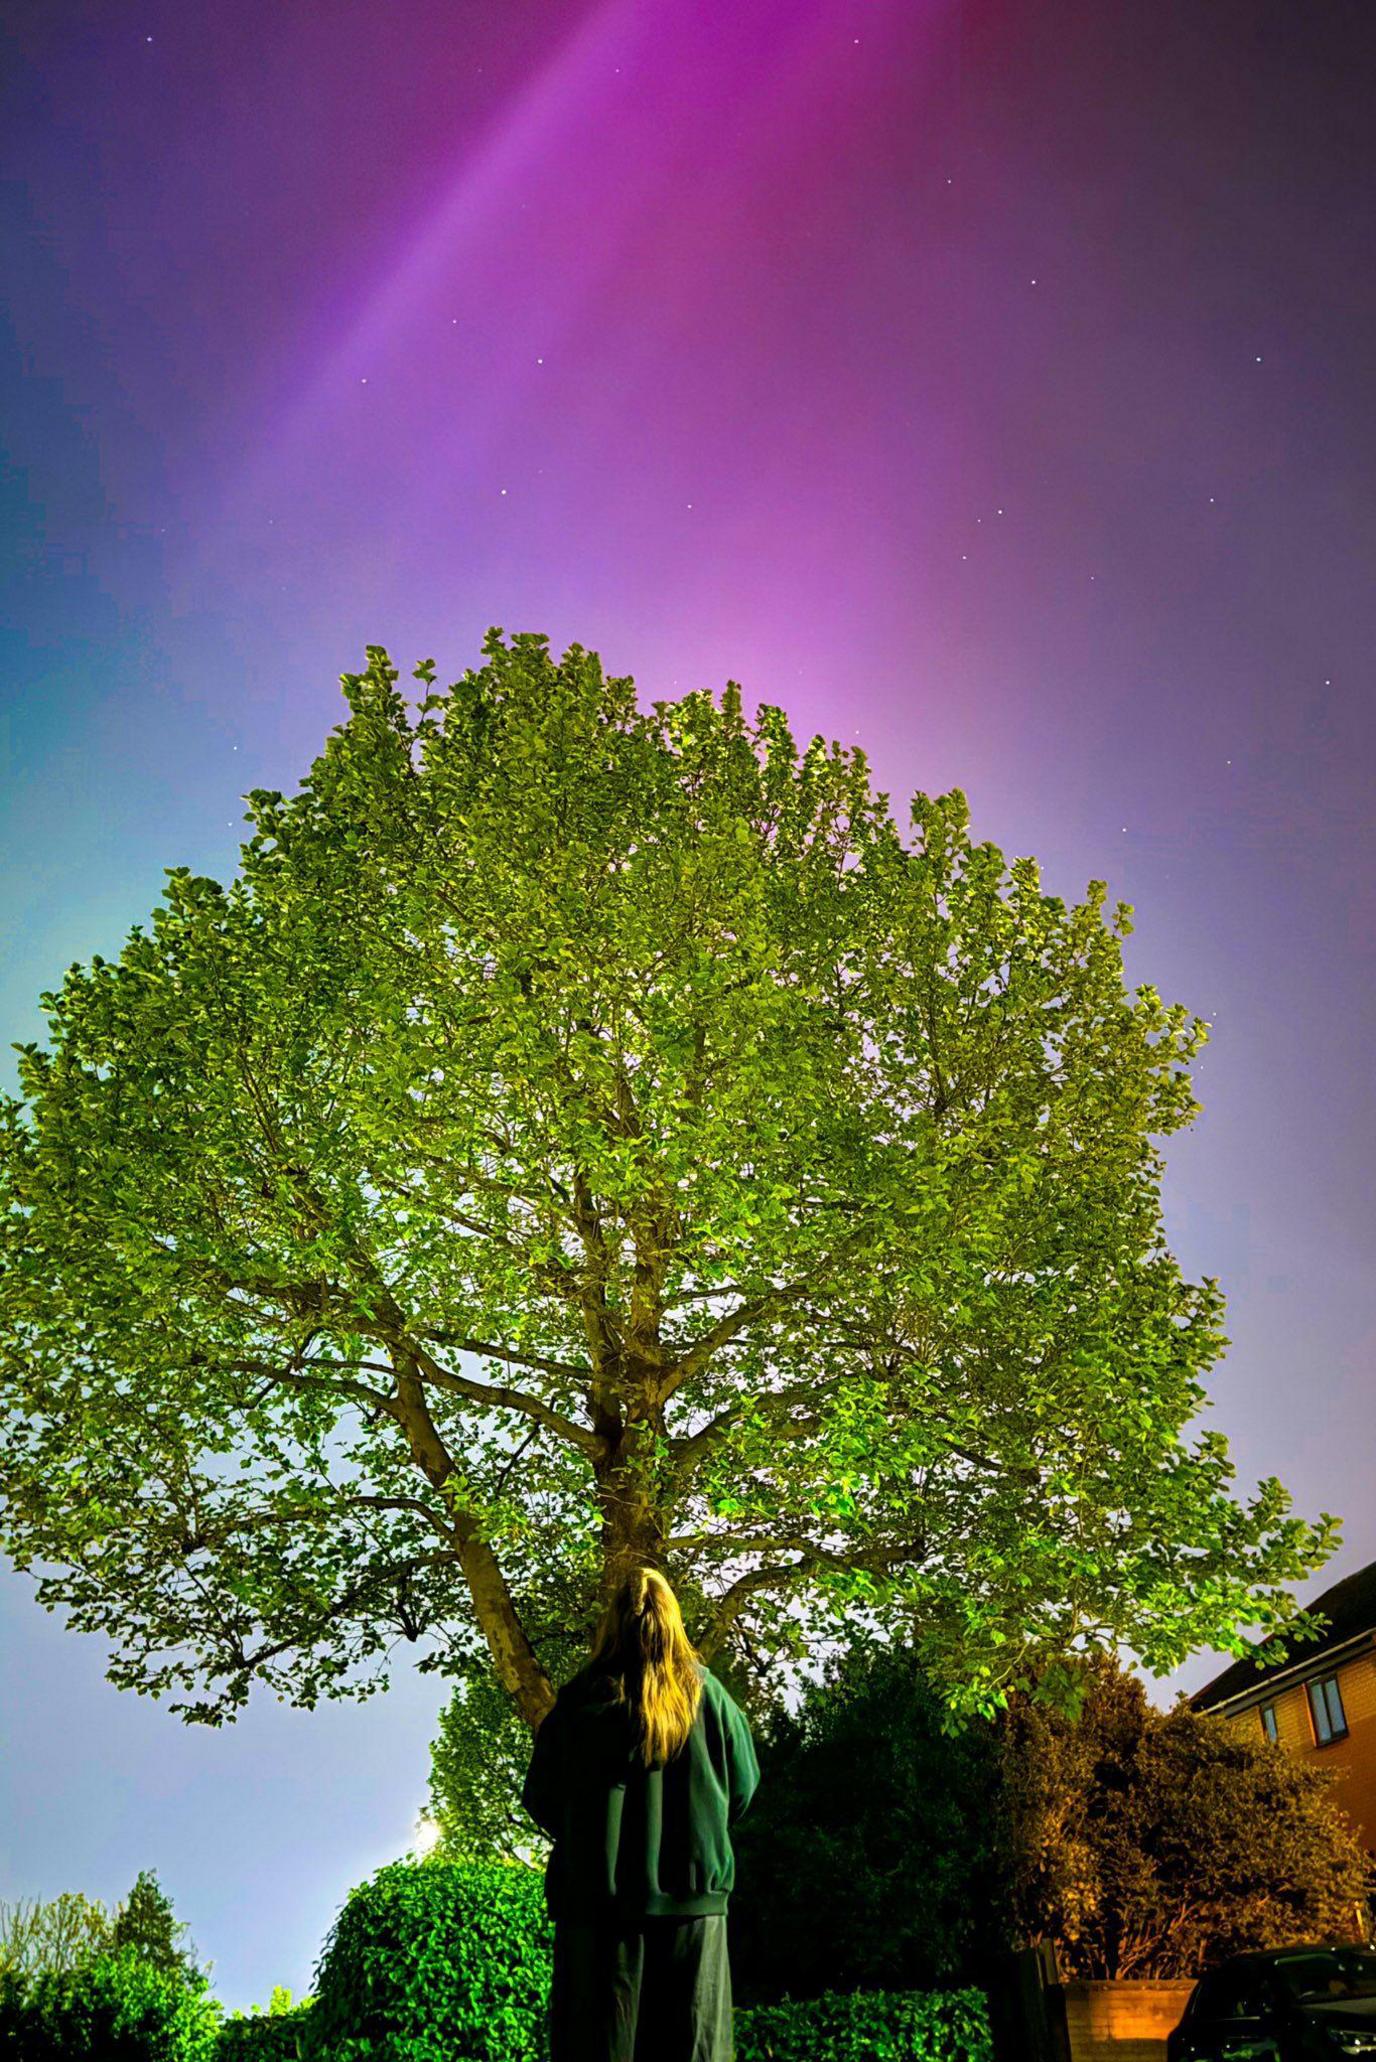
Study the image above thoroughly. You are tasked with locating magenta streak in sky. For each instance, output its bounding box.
[210,0,938,591]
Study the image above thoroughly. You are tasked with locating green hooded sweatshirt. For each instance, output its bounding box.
[520,1662,760,1920]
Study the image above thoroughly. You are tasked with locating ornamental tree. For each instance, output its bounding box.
[1000,1654,1374,1977]
[0,631,1336,1734]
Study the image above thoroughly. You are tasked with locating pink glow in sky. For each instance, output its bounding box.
[3,0,1375,2012]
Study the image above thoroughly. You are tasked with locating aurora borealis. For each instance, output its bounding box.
[2,0,1375,2011]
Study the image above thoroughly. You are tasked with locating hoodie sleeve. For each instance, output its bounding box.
[520,1694,565,1839]
[723,1690,761,1826]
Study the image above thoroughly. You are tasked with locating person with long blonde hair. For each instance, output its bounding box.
[521,1564,760,2061]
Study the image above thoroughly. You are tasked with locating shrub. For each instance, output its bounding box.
[214,1988,316,2061]
[305,1856,552,2062]
[1001,1654,1376,1977]
[730,1638,1005,2004]
[0,1945,221,2061]
[734,1985,993,2061]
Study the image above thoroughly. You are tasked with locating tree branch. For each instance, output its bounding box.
[407,1340,607,1460]
[696,1560,812,1661]
[666,1373,847,1491]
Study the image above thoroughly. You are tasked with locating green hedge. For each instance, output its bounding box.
[236,1859,990,2062]
[734,1985,993,2062]
[305,1856,552,2062]
[0,1949,222,2061]
[213,2000,315,2061]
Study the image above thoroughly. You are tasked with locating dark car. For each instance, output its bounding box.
[1166,1945,1376,2060]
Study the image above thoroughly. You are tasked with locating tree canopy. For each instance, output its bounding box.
[108,1869,203,1988]
[0,631,1336,1731]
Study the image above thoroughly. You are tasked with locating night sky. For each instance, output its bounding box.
[3,0,1375,2013]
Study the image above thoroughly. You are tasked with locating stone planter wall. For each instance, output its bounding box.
[1060,1979,1195,2062]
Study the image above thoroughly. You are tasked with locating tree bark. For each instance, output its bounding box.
[595,1419,667,1604]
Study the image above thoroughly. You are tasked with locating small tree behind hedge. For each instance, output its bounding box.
[729,1637,1005,2005]
[111,1869,205,1988]
[215,1988,315,2062]
[1001,1654,1375,1977]
[0,1890,115,1980]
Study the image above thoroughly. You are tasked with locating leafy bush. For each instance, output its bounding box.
[1001,1653,1376,1977]
[0,1945,221,2060]
[214,1987,316,2061]
[734,1986,993,2061]
[305,1856,552,2062]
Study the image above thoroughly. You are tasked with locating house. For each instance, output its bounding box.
[1190,1559,1376,1851]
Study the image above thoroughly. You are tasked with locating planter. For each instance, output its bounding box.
[1061,1979,1195,2062]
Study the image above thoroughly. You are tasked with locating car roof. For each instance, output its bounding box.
[1203,1945,1370,1971]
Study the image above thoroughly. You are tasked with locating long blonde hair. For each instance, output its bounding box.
[588,1566,704,1767]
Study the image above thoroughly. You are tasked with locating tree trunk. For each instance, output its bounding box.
[596,1422,667,1605]
[451,1508,555,1728]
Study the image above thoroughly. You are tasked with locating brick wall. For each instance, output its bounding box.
[1226,1648,1376,1849]
[1061,1980,1194,2062]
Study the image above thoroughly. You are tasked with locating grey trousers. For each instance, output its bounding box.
[548,1911,734,2062]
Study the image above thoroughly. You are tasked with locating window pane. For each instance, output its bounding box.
[1261,1704,1278,1742]
[1309,1680,1332,1742]
[1325,1676,1347,1734]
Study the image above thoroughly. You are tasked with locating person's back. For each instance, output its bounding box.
[525,1657,758,1917]
[520,1567,760,2062]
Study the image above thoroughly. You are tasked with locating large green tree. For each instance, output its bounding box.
[0,632,1335,1734]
